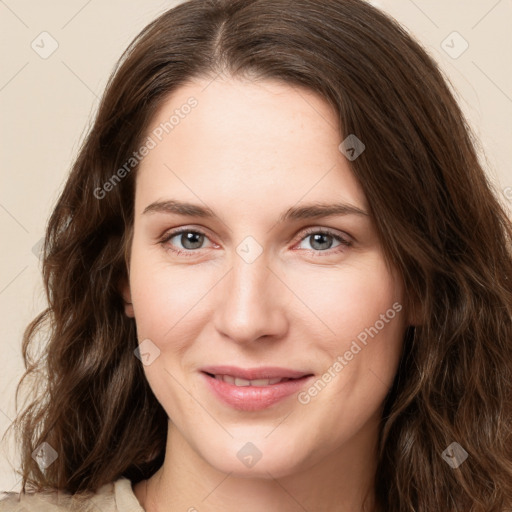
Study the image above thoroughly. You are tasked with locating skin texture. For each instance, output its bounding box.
[122,77,412,512]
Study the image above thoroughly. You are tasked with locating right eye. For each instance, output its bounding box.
[159,228,216,257]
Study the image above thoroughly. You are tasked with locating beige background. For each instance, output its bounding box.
[1,0,511,493]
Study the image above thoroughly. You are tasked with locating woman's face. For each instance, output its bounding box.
[123,77,409,477]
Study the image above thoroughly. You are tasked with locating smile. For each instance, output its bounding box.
[200,367,314,411]
[209,374,292,386]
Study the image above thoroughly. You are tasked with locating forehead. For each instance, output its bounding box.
[135,77,368,216]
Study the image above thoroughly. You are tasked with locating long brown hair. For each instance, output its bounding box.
[4,0,512,510]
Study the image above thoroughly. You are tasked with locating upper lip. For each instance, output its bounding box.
[201,365,313,380]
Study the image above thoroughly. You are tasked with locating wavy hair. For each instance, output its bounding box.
[4,0,512,510]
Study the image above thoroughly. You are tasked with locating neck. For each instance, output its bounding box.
[136,418,380,512]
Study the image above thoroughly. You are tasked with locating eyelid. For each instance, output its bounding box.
[293,226,352,245]
[159,225,352,256]
[158,226,217,255]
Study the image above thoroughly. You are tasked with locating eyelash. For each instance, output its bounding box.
[158,227,352,258]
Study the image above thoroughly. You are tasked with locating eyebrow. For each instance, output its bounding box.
[142,199,370,222]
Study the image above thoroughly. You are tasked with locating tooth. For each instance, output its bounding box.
[250,378,271,386]
[215,374,288,386]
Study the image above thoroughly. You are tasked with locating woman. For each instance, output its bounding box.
[1,0,511,510]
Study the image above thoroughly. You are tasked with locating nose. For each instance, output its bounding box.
[213,249,289,345]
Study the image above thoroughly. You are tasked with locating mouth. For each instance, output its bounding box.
[200,366,314,411]
[204,373,299,386]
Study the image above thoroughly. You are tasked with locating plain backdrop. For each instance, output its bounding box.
[1,0,511,494]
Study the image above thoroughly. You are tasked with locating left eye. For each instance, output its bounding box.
[159,228,351,256]
[296,229,351,253]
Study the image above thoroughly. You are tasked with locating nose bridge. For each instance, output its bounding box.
[214,239,287,343]
[231,248,270,305]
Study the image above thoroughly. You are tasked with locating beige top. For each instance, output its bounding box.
[0,477,144,512]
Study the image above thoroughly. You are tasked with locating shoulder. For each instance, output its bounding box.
[0,489,75,511]
[0,490,79,511]
[0,478,140,512]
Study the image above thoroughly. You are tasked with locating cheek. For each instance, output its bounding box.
[129,239,404,361]
[298,256,406,397]
[128,244,225,367]
[128,243,199,334]
[293,254,403,346]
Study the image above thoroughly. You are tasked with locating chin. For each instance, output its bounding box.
[197,434,314,479]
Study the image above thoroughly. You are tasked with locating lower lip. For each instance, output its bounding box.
[201,372,314,411]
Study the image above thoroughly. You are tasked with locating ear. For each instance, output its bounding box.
[119,277,135,318]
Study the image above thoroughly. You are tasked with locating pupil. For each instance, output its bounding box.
[179,232,333,251]
[182,232,203,249]
[311,233,331,250]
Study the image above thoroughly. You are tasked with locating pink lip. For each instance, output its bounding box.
[200,366,314,411]
[200,365,310,380]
